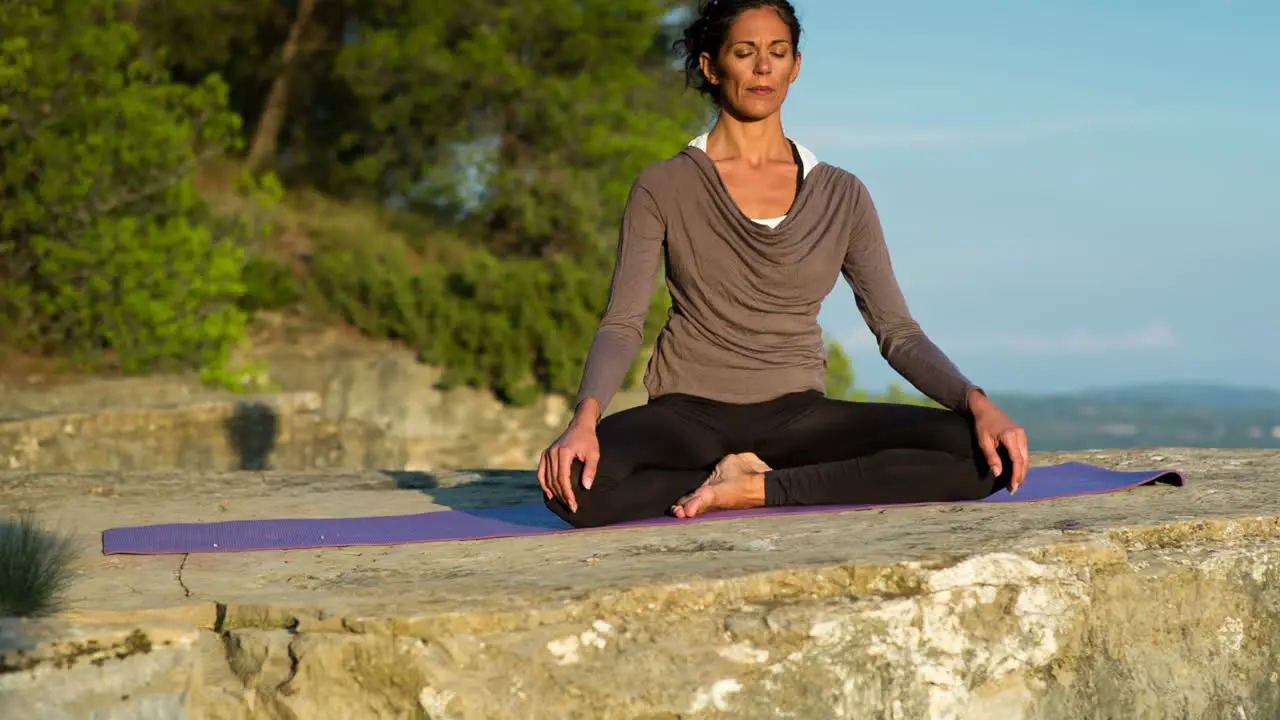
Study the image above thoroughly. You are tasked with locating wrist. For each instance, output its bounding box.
[571,399,601,430]
[966,387,991,414]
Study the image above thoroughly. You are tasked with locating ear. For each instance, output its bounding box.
[790,50,802,83]
[698,51,721,87]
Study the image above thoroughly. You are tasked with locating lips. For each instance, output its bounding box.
[748,86,774,96]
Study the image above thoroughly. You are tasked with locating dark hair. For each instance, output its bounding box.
[675,0,803,105]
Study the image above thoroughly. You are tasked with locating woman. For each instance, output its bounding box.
[537,0,1030,528]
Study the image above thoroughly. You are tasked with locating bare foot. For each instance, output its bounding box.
[672,452,772,519]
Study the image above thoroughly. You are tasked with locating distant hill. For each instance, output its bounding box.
[986,382,1280,452]
[1073,382,1280,411]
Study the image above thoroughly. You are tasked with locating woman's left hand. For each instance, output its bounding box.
[968,390,1030,493]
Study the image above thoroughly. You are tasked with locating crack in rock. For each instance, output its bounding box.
[176,553,192,598]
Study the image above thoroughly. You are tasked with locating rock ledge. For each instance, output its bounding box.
[2,448,1278,719]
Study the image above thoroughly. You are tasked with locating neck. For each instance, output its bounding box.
[704,110,790,168]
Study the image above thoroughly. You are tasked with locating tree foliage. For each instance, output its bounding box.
[330,0,707,256]
[825,337,857,400]
[127,0,707,259]
[311,236,670,405]
[0,0,713,400]
[0,0,274,378]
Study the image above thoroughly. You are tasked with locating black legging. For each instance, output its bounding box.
[544,390,1010,528]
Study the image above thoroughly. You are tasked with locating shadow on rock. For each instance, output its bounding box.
[224,402,280,471]
[380,469,542,510]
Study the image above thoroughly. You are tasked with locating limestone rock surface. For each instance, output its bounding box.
[0,392,404,473]
[1,448,1278,719]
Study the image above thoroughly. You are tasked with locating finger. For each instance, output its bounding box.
[977,432,1002,479]
[582,451,600,491]
[556,448,578,512]
[537,453,550,499]
[546,451,561,502]
[1013,429,1031,489]
[1022,436,1031,481]
[1002,430,1029,493]
[999,432,1021,491]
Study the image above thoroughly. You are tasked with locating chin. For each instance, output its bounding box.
[727,99,783,121]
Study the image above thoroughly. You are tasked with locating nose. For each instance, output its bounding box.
[754,53,772,75]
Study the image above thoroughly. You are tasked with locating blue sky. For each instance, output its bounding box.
[769,1,1279,395]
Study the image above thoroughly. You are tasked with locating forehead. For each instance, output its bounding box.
[725,7,792,43]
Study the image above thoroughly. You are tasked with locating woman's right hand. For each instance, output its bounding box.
[537,418,600,514]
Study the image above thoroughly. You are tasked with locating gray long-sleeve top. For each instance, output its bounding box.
[576,145,981,415]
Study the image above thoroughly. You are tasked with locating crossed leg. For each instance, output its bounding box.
[545,391,1009,526]
[543,395,732,528]
[674,394,1007,517]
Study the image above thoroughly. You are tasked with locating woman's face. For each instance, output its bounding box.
[700,7,802,121]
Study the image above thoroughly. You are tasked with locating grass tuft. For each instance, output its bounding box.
[0,512,79,617]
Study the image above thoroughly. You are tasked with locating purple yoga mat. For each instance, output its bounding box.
[101,462,1183,555]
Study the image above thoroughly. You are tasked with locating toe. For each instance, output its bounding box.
[682,491,710,518]
[672,495,695,518]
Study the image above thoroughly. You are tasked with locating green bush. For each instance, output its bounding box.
[0,513,78,617]
[238,255,302,312]
[312,238,669,406]
[0,0,270,378]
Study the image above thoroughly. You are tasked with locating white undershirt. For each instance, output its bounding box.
[687,133,819,227]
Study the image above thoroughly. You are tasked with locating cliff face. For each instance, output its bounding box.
[1,449,1277,719]
[0,339,650,474]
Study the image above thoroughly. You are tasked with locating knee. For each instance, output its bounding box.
[890,407,982,458]
[543,459,616,529]
[545,495,615,529]
[959,447,1012,500]
[939,411,982,453]
[956,473,1001,501]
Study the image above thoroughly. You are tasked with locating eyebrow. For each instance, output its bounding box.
[728,39,792,48]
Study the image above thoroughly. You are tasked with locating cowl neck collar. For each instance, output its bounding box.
[679,137,826,236]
